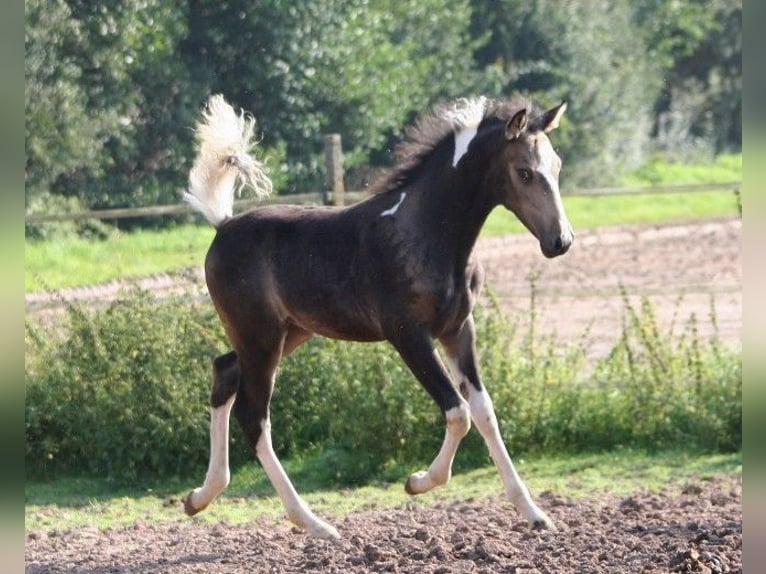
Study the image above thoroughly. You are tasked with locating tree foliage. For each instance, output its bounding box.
[25,0,741,221]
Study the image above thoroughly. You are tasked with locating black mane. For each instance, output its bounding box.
[369,96,537,195]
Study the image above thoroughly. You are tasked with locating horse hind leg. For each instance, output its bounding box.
[185,351,240,516]
[234,343,340,540]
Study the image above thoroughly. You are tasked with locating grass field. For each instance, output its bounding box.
[25,187,740,293]
[24,154,741,293]
[25,449,741,532]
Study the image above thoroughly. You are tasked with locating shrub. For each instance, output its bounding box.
[25,286,741,485]
[25,289,234,481]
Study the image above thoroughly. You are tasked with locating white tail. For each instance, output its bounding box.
[183,94,273,227]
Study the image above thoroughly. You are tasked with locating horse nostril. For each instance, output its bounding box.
[555,233,573,254]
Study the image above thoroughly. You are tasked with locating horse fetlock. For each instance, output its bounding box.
[206,469,230,493]
[405,468,450,495]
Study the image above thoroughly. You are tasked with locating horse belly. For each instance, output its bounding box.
[280,277,385,342]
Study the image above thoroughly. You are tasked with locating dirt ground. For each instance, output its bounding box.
[26,473,741,573]
[25,217,743,572]
[475,216,742,359]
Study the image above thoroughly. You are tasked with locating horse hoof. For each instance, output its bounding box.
[183,491,205,517]
[531,516,556,531]
[309,522,341,540]
[404,476,416,495]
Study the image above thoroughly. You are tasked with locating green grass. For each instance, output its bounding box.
[483,188,739,237]
[24,189,741,293]
[25,449,741,532]
[25,224,215,292]
[620,152,741,186]
[25,154,741,293]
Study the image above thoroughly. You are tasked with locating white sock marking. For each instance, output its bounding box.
[380,192,406,217]
[189,394,236,511]
[256,419,340,539]
[468,387,553,527]
[406,403,470,494]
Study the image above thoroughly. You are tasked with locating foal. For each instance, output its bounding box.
[182,94,573,539]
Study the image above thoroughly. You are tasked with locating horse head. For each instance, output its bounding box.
[495,101,574,258]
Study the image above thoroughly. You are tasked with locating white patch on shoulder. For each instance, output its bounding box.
[445,96,487,167]
[380,192,407,217]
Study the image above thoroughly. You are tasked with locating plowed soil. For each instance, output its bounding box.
[475,216,741,359]
[25,217,743,573]
[26,474,741,573]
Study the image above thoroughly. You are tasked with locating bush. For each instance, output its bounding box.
[25,289,234,481]
[25,287,741,485]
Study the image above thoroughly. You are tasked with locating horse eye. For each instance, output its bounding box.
[517,168,532,184]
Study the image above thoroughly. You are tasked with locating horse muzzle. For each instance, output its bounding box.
[540,229,574,258]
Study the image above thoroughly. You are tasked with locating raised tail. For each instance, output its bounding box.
[183,94,273,227]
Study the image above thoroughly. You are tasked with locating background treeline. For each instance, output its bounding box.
[25,0,741,221]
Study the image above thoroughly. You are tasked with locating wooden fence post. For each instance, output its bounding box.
[323,134,344,206]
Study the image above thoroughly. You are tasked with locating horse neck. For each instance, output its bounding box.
[409,151,500,270]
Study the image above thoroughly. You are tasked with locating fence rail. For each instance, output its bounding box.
[24,181,741,225]
[24,133,740,224]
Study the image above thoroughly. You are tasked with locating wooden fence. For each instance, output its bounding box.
[24,134,741,224]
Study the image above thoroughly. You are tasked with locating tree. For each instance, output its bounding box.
[181,0,483,191]
[26,1,197,215]
[471,0,658,186]
[635,0,741,157]
[25,0,105,209]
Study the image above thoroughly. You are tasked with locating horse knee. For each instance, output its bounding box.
[210,351,240,408]
[445,402,471,438]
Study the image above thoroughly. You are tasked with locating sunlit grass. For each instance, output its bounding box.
[25,155,741,292]
[25,224,215,292]
[620,153,741,186]
[483,188,739,237]
[24,449,741,532]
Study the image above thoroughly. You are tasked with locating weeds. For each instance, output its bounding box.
[25,283,741,486]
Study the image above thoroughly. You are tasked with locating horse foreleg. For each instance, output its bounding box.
[441,318,554,529]
[390,325,471,495]
[405,401,470,494]
[185,351,240,516]
[466,386,555,529]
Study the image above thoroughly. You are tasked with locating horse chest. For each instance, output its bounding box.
[403,273,474,334]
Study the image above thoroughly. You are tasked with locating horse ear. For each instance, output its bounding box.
[505,109,528,140]
[533,101,568,133]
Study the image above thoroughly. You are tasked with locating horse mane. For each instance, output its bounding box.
[369,95,536,195]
